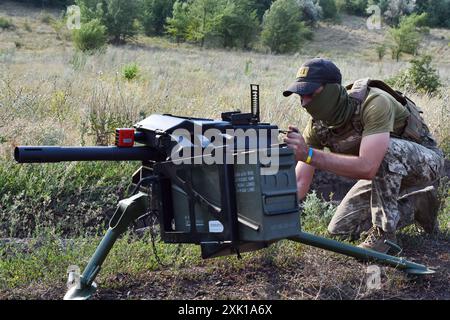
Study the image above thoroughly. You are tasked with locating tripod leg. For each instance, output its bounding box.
[289,232,434,275]
[64,192,149,300]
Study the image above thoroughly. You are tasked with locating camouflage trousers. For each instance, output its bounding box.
[328,138,445,237]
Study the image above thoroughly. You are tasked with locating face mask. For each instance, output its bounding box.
[303,84,355,128]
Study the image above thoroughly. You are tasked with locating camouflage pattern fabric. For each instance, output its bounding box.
[328,138,445,237]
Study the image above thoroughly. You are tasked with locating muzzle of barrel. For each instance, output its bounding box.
[14,146,160,163]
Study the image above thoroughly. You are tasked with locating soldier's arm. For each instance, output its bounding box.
[295,161,315,200]
[285,131,390,180]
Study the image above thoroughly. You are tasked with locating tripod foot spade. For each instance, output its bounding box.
[63,192,149,300]
[64,281,97,300]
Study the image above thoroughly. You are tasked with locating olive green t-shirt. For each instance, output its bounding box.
[303,87,410,152]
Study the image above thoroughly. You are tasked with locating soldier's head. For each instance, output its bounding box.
[283,59,353,128]
[283,58,342,107]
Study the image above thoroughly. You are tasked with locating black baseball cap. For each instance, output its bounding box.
[283,58,342,97]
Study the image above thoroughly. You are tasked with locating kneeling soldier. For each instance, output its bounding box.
[283,58,445,253]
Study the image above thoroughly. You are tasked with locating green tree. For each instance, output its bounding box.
[166,0,259,49]
[20,0,74,7]
[382,0,417,26]
[387,13,428,61]
[184,0,226,47]
[165,1,190,43]
[213,0,259,49]
[72,18,107,52]
[76,0,140,44]
[415,0,450,29]
[247,0,274,22]
[319,0,338,20]
[141,0,176,36]
[335,0,368,16]
[297,0,323,25]
[261,0,310,54]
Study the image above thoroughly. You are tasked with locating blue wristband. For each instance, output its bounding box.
[305,147,313,164]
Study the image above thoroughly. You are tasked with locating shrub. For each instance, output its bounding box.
[40,11,55,24]
[387,13,428,61]
[376,44,386,61]
[335,0,368,16]
[383,0,417,26]
[76,0,140,44]
[51,17,72,41]
[23,20,32,32]
[387,55,442,95]
[122,63,139,80]
[415,0,450,29]
[72,19,107,53]
[0,16,14,30]
[261,0,310,54]
[297,0,323,25]
[319,0,339,21]
[141,0,176,36]
[301,190,336,234]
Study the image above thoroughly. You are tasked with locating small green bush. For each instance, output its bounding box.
[122,63,139,80]
[387,55,442,95]
[40,11,55,24]
[0,16,14,30]
[301,190,336,234]
[72,19,107,53]
[376,44,386,61]
[23,20,32,32]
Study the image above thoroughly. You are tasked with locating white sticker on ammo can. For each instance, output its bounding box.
[209,220,224,233]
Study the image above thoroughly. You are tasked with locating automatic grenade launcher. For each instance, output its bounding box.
[14,85,434,300]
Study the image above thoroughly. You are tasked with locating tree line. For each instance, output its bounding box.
[9,0,450,54]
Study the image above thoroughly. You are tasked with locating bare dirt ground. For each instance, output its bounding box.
[95,238,450,300]
[1,234,449,300]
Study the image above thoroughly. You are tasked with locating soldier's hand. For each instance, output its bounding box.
[283,126,308,162]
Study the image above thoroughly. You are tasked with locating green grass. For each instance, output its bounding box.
[0,229,308,291]
[1,184,448,292]
[437,177,450,237]
[0,161,137,237]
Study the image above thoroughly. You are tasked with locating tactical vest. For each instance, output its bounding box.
[312,78,437,155]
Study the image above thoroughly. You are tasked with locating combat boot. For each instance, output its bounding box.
[357,226,397,254]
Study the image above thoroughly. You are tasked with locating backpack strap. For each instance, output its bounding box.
[366,80,408,106]
[346,78,371,103]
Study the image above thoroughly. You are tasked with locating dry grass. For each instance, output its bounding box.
[1,18,449,158]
